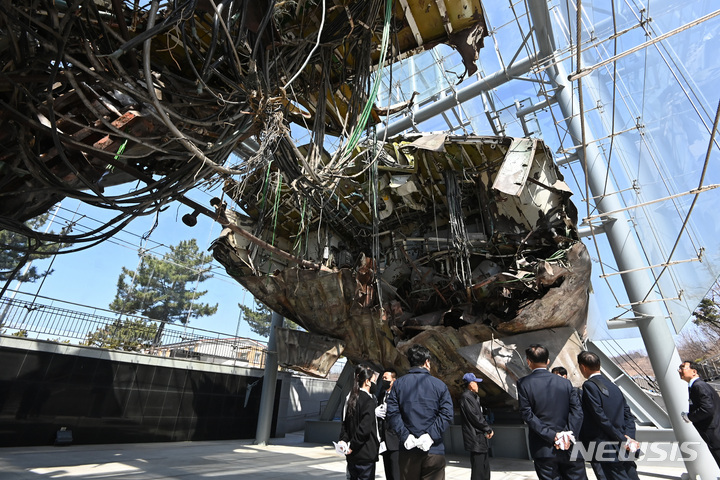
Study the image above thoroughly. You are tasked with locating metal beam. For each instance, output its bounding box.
[526,1,720,477]
[587,340,671,428]
[569,9,720,81]
[319,361,354,421]
[255,311,283,446]
[376,55,537,139]
[515,96,557,118]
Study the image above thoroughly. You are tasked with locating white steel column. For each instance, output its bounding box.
[254,311,283,446]
[526,1,719,477]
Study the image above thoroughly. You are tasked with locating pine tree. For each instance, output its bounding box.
[238,301,301,338]
[109,239,218,345]
[85,318,158,351]
[0,212,63,286]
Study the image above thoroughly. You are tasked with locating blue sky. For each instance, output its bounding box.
[11,183,262,342]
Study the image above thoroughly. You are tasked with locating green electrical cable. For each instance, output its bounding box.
[265,174,284,275]
[339,0,393,163]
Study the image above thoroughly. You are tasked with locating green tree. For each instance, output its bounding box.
[692,282,720,338]
[0,212,63,286]
[239,301,301,338]
[109,239,218,345]
[84,318,158,351]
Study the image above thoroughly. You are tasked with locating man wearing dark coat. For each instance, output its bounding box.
[679,360,720,467]
[517,344,587,480]
[459,372,494,480]
[577,351,640,480]
[386,344,454,480]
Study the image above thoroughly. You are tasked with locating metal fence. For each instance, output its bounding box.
[698,354,720,381]
[0,291,266,366]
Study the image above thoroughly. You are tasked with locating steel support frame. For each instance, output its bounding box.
[255,311,283,446]
[526,0,719,477]
[375,55,538,139]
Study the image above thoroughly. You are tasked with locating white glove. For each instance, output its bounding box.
[554,431,576,451]
[417,433,433,451]
[336,440,350,455]
[404,434,418,450]
[681,411,691,423]
[625,437,640,453]
[375,404,387,419]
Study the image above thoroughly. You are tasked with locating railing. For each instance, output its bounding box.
[0,291,267,366]
[697,354,720,381]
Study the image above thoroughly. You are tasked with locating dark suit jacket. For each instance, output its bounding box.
[339,390,380,465]
[459,389,492,453]
[517,368,583,459]
[377,389,400,451]
[386,367,454,455]
[688,378,720,449]
[579,374,636,448]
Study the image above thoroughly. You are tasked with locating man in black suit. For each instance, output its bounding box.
[679,360,720,467]
[517,344,587,480]
[376,368,400,480]
[576,351,640,480]
[459,372,494,480]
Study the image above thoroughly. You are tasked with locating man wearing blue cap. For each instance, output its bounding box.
[460,372,494,480]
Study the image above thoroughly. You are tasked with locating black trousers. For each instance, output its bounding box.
[709,445,720,468]
[469,451,490,480]
[382,449,400,480]
[589,461,607,480]
[533,455,588,480]
[399,449,446,480]
[347,461,376,480]
[597,460,639,480]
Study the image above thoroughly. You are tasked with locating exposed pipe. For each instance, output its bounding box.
[376,55,537,139]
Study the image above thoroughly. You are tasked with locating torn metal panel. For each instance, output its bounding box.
[457,327,586,400]
[493,138,537,197]
[274,328,345,378]
[211,134,591,406]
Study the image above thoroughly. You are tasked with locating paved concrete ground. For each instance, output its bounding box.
[0,432,686,479]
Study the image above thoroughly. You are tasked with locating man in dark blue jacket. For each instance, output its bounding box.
[517,344,586,480]
[386,344,453,480]
[679,360,720,467]
[577,351,639,480]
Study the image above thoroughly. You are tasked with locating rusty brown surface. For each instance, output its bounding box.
[211,134,591,405]
[275,328,346,378]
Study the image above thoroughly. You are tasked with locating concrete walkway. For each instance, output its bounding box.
[0,432,686,479]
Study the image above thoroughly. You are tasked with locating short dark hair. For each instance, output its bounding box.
[551,366,568,376]
[407,344,432,367]
[525,344,549,364]
[383,367,397,379]
[577,351,601,370]
[682,360,701,372]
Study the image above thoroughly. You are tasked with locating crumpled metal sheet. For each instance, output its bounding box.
[275,328,345,378]
[457,327,586,400]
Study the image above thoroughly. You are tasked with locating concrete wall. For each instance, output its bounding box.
[283,375,337,432]
[0,335,288,446]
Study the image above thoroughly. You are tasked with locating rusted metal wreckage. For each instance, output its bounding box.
[0,1,590,405]
[210,133,591,405]
[0,0,486,224]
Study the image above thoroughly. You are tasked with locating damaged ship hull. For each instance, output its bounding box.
[211,134,592,404]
